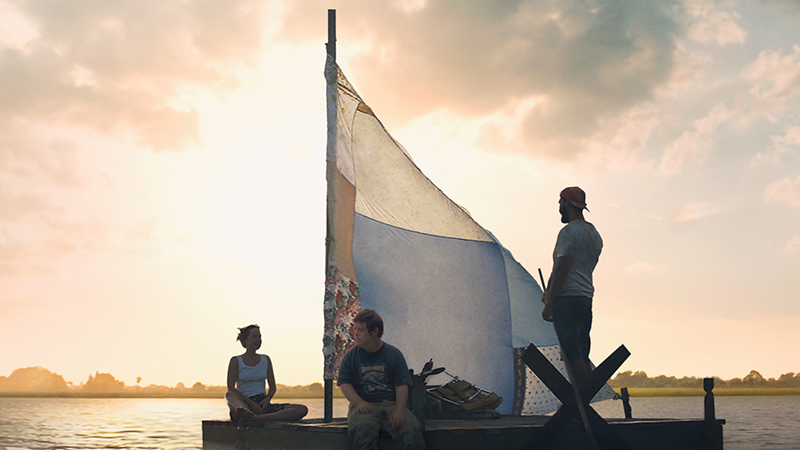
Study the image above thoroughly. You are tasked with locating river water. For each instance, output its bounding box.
[0,396,797,449]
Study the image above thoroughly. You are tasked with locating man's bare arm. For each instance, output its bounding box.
[390,385,409,429]
[542,255,572,321]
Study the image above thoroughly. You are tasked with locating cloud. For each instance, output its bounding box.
[785,235,800,254]
[772,125,800,153]
[747,45,800,112]
[0,0,268,151]
[576,104,662,170]
[0,226,23,265]
[624,261,666,274]
[765,0,800,16]
[0,134,83,188]
[659,102,734,175]
[656,43,710,97]
[765,175,800,207]
[683,0,747,46]
[0,181,52,222]
[0,0,38,51]
[755,125,800,163]
[580,43,712,169]
[282,0,680,158]
[670,200,734,222]
[0,0,273,270]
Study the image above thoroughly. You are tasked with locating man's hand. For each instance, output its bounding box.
[339,383,372,414]
[389,407,405,429]
[354,400,373,414]
[542,303,554,322]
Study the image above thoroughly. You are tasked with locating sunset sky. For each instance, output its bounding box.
[1,0,799,390]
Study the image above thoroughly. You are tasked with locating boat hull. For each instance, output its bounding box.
[203,415,724,450]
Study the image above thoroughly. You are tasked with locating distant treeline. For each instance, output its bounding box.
[4,366,800,397]
[0,367,341,398]
[609,370,800,389]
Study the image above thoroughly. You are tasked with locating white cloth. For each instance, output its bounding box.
[553,219,602,298]
[236,354,268,398]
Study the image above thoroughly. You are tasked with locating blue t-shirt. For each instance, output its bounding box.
[337,342,412,403]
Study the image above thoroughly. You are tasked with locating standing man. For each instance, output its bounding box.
[541,187,603,386]
[338,309,425,450]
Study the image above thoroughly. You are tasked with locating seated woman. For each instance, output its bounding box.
[225,324,308,422]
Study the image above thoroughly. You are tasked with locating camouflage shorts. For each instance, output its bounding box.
[347,401,425,450]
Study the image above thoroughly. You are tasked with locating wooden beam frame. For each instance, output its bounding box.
[521,344,632,450]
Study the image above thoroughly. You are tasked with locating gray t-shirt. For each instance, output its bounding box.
[553,219,602,298]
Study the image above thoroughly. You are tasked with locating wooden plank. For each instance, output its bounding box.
[520,344,574,403]
[620,387,632,419]
[580,345,630,400]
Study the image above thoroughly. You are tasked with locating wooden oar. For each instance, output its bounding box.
[538,268,599,450]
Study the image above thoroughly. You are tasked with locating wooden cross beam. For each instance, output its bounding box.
[522,344,632,450]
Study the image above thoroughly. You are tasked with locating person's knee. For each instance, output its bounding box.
[402,409,422,430]
[224,390,241,407]
[348,408,381,435]
[348,421,380,448]
[389,409,424,445]
[395,419,426,449]
[293,404,309,419]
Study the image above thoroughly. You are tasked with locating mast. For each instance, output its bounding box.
[324,8,336,424]
[327,9,336,61]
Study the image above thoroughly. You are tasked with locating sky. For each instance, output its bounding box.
[1,0,799,389]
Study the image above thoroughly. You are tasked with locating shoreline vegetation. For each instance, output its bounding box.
[2,367,800,399]
[0,367,345,399]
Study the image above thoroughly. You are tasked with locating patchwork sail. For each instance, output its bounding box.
[322,56,612,415]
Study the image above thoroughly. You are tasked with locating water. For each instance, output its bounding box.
[0,396,797,449]
[0,397,350,450]
[593,395,800,450]
[0,398,227,450]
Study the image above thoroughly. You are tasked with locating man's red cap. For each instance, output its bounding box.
[560,186,589,211]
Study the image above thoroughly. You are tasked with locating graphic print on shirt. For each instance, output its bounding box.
[360,363,392,394]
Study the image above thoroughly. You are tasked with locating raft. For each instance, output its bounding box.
[202,415,724,450]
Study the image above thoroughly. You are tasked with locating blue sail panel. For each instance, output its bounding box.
[353,213,515,413]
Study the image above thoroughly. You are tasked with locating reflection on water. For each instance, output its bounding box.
[0,398,224,449]
[0,396,798,449]
[0,397,350,450]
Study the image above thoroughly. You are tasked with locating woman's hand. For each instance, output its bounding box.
[259,397,273,412]
[242,396,263,415]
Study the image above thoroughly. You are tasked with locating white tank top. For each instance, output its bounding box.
[236,354,268,398]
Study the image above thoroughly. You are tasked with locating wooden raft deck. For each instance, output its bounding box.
[202,415,725,450]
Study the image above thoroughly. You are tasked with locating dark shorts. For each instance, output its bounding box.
[248,394,287,414]
[553,296,592,362]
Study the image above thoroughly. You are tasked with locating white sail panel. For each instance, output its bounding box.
[350,106,492,242]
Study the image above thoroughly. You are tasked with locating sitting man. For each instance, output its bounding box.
[338,309,425,450]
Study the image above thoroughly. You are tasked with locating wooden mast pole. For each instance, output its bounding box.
[323,8,336,424]
[327,9,336,61]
